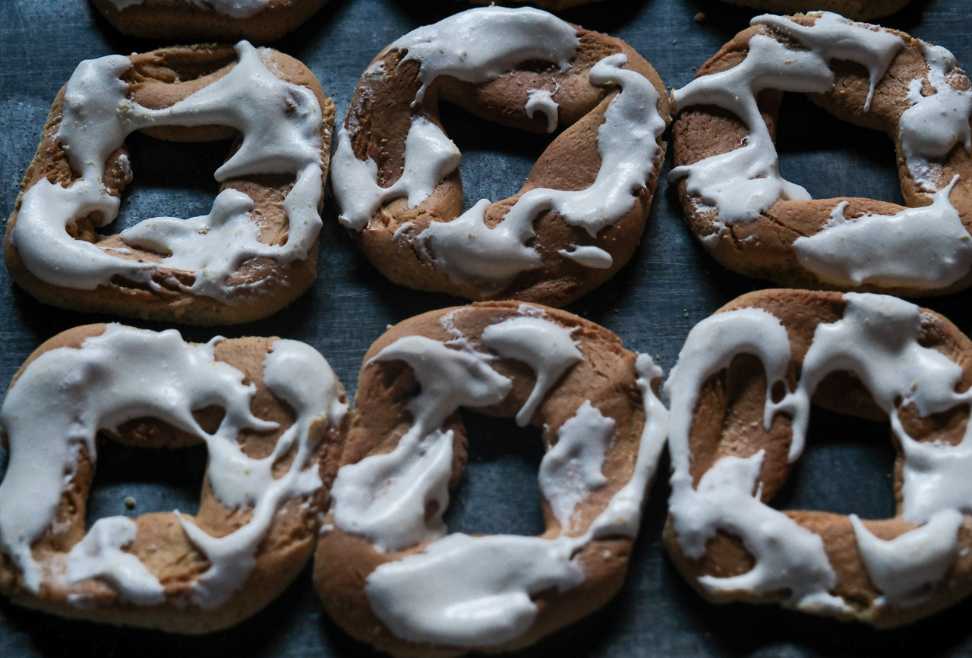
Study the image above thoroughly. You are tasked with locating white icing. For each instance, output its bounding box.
[333,7,665,286]
[793,178,972,288]
[389,7,579,103]
[671,13,902,225]
[64,517,164,606]
[901,43,972,192]
[0,327,342,608]
[480,315,582,426]
[107,0,270,19]
[850,510,963,605]
[538,401,613,529]
[12,42,324,300]
[332,118,460,231]
[558,244,614,269]
[525,88,559,133]
[330,337,512,552]
[331,308,669,646]
[666,292,972,612]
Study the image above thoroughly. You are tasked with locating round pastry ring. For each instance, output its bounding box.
[332,7,670,307]
[0,323,346,632]
[672,12,972,296]
[664,289,972,626]
[314,302,668,656]
[5,41,334,325]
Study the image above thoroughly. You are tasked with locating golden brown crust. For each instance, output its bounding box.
[721,0,911,20]
[664,289,972,627]
[343,28,671,307]
[313,301,650,656]
[672,15,972,297]
[90,0,325,42]
[0,324,349,633]
[4,45,336,326]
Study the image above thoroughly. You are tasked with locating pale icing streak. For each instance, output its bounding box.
[107,0,270,19]
[329,308,669,647]
[666,293,972,612]
[672,12,972,290]
[331,6,665,285]
[525,88,559,133]
[0,326,344,608]
[793,177,972,288]
[12,41,324,300]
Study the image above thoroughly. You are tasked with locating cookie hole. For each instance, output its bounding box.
[770,380,787,404]
[105,132,229,235]
[773,405,895,518]
[438,102,553,208]
[443,410,546,537]
[775,92,902,202]
[85,436,208,525]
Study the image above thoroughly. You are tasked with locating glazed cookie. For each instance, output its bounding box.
[332,7,670,307]
[0,324,347,632]
[718,0,910,20]
[671,12,972,296]
[470,0,602,10]
[664,289,972,627]
[90,0,326,42]
[5,42,335,325]
[314,302,668,656]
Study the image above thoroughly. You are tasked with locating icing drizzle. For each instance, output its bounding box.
[331,7,665,286]
[666,293,971,611]
[329,308,668,647]
[0,326,344,608]
[12,42,324,300]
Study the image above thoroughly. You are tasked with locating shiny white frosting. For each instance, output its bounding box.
[329,307,668,647]
[331,7,665,286]
[672,13,972,290]
[12,41,324,300]
[0,326,344,608]
[666,293,971,611]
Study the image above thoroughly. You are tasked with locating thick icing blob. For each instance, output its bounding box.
[666,292,972,611]
[0,326,343,608]
[12,42,324,300]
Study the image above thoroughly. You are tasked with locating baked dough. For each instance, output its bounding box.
[90,0,325,42]
[5,43,334,325]
[665,289,972,626]
[332,7,670,307]
[314,301,668,656]
[672,12,972,296]
[0,324,347,632]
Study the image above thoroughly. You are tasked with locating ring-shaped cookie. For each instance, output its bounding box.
[332,6,670,307]
[717,0,910,20]
[5,42,334,325]
[664,289,972,626]
[313,301,668,656]
[90,0,325,42]
[671,12,972,296]
[0,324,347,632]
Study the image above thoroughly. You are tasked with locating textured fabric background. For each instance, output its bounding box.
[1,0,971,655]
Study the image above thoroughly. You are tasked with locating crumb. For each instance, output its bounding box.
[694,11,706,24]
[123,496,136,510]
